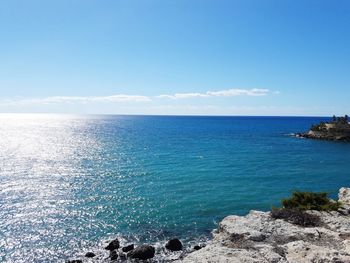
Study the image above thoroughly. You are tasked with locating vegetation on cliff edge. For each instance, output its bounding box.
[271,191,341,227]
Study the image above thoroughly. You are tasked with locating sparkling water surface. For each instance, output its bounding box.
[1,114,350,262]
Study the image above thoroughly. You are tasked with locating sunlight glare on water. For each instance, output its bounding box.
[0,114,103,262]
[1,114,350,262]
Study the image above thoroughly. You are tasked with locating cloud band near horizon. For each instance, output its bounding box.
[157,88,269,99]
[0,88,272,106]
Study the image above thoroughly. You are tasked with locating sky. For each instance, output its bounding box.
[0,0,349,116]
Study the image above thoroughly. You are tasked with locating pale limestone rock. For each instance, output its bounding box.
[339,187,350,205]
[284,241,350,263]
[177,187,350,263]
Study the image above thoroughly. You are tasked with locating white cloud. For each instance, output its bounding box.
[157,88,269,99]
[207,88,269,97]
[157,92,210,99]
[0,94,151,106]
[0,88,270,108]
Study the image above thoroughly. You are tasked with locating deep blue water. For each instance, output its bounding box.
[1,114,350,262]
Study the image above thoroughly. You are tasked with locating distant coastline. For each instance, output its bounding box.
[296,115,350,141]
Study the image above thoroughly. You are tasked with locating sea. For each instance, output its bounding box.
[1,114,350,262]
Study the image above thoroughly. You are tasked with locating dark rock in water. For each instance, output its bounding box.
[119,252,127,260]
[165,238,183,251]
[193,245,201,250]
[122,244,134,252]
[193,244,206,251]
[110,250,118,260]
[66,260,82,263]
[85,252,96,258]
[127,245,155,260]
[105,238,120,250]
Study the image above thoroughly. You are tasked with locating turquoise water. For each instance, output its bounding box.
[1,114,350,262]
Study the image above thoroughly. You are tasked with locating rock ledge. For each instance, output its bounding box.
[177,188,350,263]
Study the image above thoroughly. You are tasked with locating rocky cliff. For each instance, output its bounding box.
[177,188,350,263]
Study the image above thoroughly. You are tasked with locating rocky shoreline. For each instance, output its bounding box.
[66,234,208,262]
[67,187,350,263]
[295,132,350,142]
[295,115,350,141]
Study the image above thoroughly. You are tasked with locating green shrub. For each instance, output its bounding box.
[281,191,341,211]
[271,208,320,227]
[310,122,326,131]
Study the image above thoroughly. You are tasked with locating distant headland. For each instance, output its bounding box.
[296,115,350,141]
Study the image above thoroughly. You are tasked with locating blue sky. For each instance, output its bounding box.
[0,0,349,115]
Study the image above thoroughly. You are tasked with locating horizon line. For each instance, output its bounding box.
[0,112,337,118]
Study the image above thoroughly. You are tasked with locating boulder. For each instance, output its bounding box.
[66,260,82,263]
[193,245,201,250]
[166,238,183,251]
[127,244,155,260]
[105,238,120,251]
[84,252,95,258]
[119,252,127,260]
[122,244,134,252]
[110,250,118,261]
